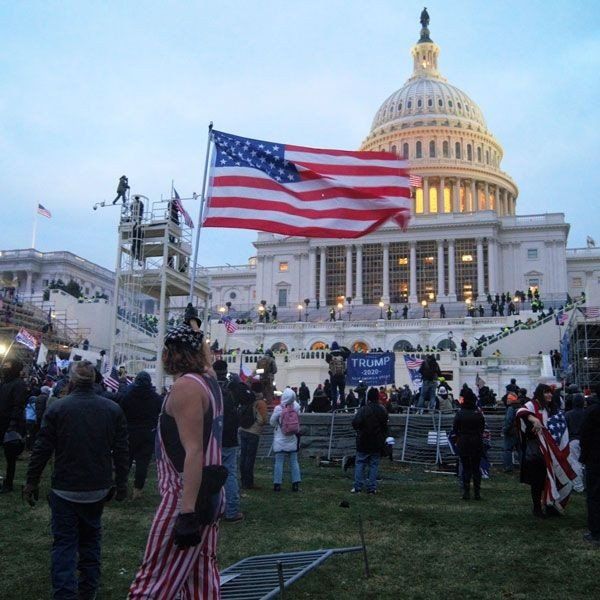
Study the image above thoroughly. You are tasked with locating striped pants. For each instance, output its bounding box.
[129,491,220,599]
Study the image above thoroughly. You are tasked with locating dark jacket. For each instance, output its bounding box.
[453,408,485,456]
[352,402,389,454]
[580,403,600,465]
[217,376,239,448]
[26,385,129,492]
[298,384,310,404]
[565,407,586,440]
[120,377,162,431]
[0,375,28,439]
[419,357,441,382]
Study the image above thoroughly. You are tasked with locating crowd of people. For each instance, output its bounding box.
[1,322,599,598]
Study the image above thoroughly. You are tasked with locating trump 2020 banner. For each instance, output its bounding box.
[346,352,396,386]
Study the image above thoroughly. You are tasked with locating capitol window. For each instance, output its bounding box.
[438,98,443,107]
[457,102,462,109]
[455,142,461,159]
[477,147,482,162]
[416,141,422,158]
[428,98,433,107]
[442,141,449,157]
[407,100,412,109]
[429,141,436,157]
[467,144,473,161]
[572,277,583,287]
[448,100,453,108]
[398,102,402,110]
[403,143,409,159]
[486,150,490,164]
[417,99,422,108]
[229,291,237,299]
[527,249,538,260]
[279,262,289,272]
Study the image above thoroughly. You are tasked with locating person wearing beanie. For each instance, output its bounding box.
[0,358,28,494]
[351,387,389,494]
[24,361,129,599]
[120,371,162,499]
[269,388,302,491]
[453,385,485,499]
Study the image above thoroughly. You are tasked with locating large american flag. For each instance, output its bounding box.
[202,130,411,238]
[403,355,424,387]
[221,315,238,334]
[15,327,38,351]
[517,403,576,512]
[172,188,194,228]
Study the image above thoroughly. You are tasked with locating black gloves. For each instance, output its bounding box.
[22,483,39,507]
[174,512,202,548]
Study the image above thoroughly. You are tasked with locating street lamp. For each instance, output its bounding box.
[258,305,265,322]
[297,304,303,321]
[337,302,343,320]
[465,297,472,316]
[218,307,226,321]
[513,296,520,315]
[421,299,428,318]
[378,300,385,319]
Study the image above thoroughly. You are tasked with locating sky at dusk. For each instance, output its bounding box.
[1,0,599,270]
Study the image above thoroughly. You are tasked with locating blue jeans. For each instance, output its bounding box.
[273,451,301,485]
[222,445,240,518]
[503,435,519,470]
[330,376,346,408]
[239,429,260,488]
[353,451,380,492]
[417,380,437,412]
[48,491,104,600]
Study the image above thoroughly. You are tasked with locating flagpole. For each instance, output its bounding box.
[31,203,38,249]
[188,122,214,302]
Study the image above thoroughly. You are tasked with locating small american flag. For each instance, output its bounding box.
[103,366,120,392]
[203,130,411,238]
[556,312,569,325]
[221,315,238,334]
[37,203,52,218]
[579,306,600,319]
[409,174,422,187]
[404,356,424,370]
[172,188,194,228]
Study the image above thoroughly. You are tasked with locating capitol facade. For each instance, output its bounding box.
[205,16,599,329]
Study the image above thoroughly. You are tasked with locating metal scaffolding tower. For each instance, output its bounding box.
[108,194,209,387]
[566,310,600,390]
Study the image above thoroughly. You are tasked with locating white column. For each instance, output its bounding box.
[345,245,353,299]
[382,242,390,303]
[355,245,363,304]
[453,178,461,212]
[488,238,497,295]
[439,177,445,213]
[423,178,430,214]
[437,240,445,300]
[409,242,417,303]
[471,180,477,212]
[476,238,485,301]
[319,247,326,305]
[308,248,316,303]
[26,272,33,294]
[506,193,512,215]
[494,186,499,213]
[484,182,489,210]
[447,239,457,301]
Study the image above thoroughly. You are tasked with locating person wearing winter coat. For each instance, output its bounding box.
[270,388,301,492]
[580,394,600,546]
[453,386,485,500]
[298,382,310,412]
[351,387,389,494]
[502,392,521,472]
[119,371,162,498]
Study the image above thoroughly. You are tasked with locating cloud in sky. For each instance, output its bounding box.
[1,0,599,269]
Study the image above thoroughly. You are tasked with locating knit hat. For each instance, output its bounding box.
[331,341,339,350]
[367,387,379,403]
[280,388,296,406]
[134,371,152,386]
[164,323,203,351]
[212,359,228,375]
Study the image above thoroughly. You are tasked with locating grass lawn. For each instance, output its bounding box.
[0,454,596,599]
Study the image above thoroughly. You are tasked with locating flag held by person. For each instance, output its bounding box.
[103,366,120,393]
[172,188,194,228]
[403,355,423,387]
[15,327,38,351]
[203,130,412,238]
[221,315,238,334]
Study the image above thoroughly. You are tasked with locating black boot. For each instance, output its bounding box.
[474,487,481,501]
[292,482,300,492]
[273,484,281,492]
[462,485,470,500]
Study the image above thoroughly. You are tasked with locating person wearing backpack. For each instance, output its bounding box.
[351,387,389,494]
[238,380,268,490]
[269,388,301,492]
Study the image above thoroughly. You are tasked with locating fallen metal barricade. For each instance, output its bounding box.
[221,547,362,599]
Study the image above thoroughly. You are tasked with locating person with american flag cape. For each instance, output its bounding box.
[517,383,577,517]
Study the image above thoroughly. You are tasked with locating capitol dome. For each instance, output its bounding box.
[360,11,518,218]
